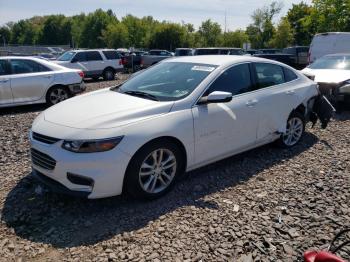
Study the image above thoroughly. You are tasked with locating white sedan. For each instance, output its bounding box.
[0,56,85,108]
[30,55,329,199]
[302,53,350,105]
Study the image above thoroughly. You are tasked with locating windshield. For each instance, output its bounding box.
[116,62,217,101]
[309,55,350,70]
[57,51,76,61]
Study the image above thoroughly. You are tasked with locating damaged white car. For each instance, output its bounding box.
[29,56,333,199]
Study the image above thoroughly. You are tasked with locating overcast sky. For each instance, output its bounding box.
[0,0,311,30]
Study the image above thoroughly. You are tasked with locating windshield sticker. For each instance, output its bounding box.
[191,66,215,72]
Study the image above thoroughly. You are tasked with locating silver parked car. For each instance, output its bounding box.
[0,56,86,108]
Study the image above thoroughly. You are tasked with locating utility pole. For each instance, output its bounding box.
[224,10,227,34]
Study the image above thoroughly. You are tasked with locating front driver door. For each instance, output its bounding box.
[192,63,259,166]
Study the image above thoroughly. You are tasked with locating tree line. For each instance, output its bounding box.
[0,0,349,51]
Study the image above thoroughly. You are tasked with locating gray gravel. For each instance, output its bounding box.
[0,75,349,261]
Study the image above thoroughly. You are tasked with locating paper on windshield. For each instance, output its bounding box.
[191,65,215,72]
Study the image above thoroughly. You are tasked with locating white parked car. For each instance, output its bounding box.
[302,54,350,105]
[30,56,332,199]
[55,49,123,81]
[309,32,350,64]
[0,56,85,108]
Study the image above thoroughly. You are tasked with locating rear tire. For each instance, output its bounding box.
[124,140,184,199]
[276,111,305,148]
[46,86,71,106]
[103,68,115,81]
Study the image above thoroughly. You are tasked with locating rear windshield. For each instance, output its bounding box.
[309,55,350,70]
[57,51,76,61]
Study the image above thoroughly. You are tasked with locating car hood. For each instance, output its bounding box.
[43,89,174,129]
[302,68,350,83]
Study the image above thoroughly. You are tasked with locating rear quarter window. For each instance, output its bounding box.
[254,63,285,88]
[86,51,103,61]
[283,68,298,82]
[102,51,120,60]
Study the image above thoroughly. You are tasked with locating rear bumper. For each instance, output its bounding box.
[68,81,86,94]
[32,169,90,198]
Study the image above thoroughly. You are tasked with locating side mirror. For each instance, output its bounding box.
[198,91,232,105]
[71,58,78,63]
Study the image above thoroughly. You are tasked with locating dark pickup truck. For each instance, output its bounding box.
[253,46,309,69]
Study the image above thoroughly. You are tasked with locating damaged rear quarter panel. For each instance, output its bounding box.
[256,79,319,140]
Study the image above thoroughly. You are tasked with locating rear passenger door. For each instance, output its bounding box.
[252,63,300,141]
[84,51,104,77]
[0,60,12,105]
[9,59,53,103]
[102,50,122,70]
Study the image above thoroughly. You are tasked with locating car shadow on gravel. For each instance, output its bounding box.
[0,104,48,116]
[1,132,319,248]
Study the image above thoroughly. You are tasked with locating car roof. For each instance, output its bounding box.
[195,47,242,50]
[324,53,350,57]
[72,49,116,52]
[163,55,285,67]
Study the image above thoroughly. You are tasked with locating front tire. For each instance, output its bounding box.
[46,86,70,106]
[277,111,305,147]
[124,140,184,199]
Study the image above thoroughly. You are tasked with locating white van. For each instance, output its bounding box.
[309,32,350,64]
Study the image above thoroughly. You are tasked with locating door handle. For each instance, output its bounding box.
[0,79,9,83]
[43,75,53,79]
[246,99,258,107]
[286,90,296,95]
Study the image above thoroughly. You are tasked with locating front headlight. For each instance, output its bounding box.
[62,136,124,153]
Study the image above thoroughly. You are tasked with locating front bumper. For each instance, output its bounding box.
[68,81,86,94]
[29,131,132,199]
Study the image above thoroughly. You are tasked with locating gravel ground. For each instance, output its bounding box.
[0,75,349,261]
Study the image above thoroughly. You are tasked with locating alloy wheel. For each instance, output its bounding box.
[138,148,177,194]
[49,88,68,104]
[282,117,304,146]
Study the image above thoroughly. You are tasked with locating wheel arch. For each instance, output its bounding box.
[103,66,115,73]
[45,84,71,102]
[122,136,188,193]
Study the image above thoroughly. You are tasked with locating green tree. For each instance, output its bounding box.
[10,19,38,44]
[0,25,11,45]
[247,1,283,48]
[222,30,249,48]
[102,22,129,48]
[310,0,350,32]
[80,9,117,48]
[149,23,186,50]
[270,18,294,48]
[39,15,72,45]
[198,19,222,47]
[286,2,313,45]
[122,15,148,48]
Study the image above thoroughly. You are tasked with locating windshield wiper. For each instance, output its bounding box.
[122,90,159,101]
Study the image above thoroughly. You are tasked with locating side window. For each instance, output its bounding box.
[102,51,120,60]
[86,51,103,61]
[10,59,50,74]
[0,60,9,76]
[254,63,285,89]
[73,52,86,62]
[205,64,253,96]
[283,68,298,82]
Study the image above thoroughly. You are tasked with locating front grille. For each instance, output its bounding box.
[31,148,57,170]
[32,132,60,145]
